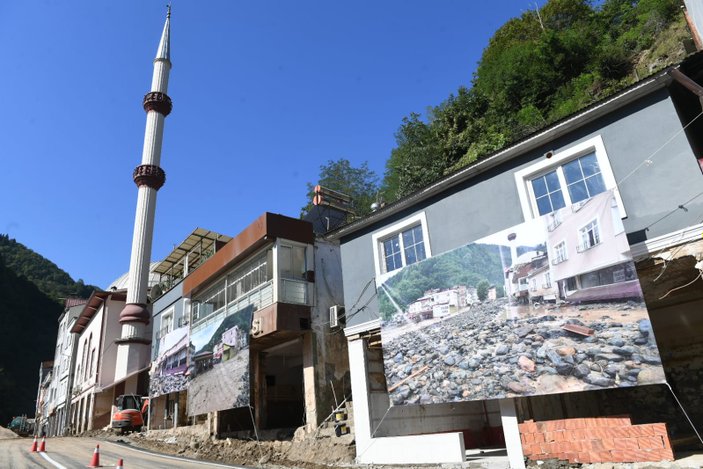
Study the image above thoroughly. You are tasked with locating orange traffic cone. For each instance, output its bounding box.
[88,443,100,467]
[115,458,124,469]
[38,436,46,452]
[30,435,38,452]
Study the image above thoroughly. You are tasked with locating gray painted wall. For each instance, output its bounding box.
[340,88,703,328]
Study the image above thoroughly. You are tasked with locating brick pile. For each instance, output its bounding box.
[518,416,674,464]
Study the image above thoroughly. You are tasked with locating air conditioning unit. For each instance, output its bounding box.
[329,305,345,329]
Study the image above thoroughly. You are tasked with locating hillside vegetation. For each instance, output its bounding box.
[382,0,690,200]
[0,235,100,423]
[0,255,62,424]
[0,234,98,300]
[304,0,692,215]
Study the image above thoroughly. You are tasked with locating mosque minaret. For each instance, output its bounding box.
[115,7,172,381]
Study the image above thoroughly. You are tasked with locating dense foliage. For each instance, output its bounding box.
[381,0,688,200]
[301,159,380,218]
[0,235,100,423]
[0,234,98,301]
[0,254,62,424]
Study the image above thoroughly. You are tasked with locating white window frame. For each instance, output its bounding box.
[514,135,626,220]
[552,240,568,265]
[371,212,432,283]
[160,307,175,338]
[577,217,601,252]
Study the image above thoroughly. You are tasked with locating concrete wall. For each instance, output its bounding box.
[305,239,351,427]
[98,298,126,388]
[74,308,103,393]
[340,90,703,329]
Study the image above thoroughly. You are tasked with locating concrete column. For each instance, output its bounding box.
[347,338,372,445]
[500,398,526,469]
[302,331,317,430]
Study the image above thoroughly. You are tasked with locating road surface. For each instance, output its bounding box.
[0,436,251,469]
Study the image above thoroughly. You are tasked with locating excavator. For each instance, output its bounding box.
[112,394,149,433]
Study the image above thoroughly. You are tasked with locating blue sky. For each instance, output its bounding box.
[0,1,537,289]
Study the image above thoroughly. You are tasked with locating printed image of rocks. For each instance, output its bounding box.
[187,305,253,416]
[380,190,666,406]
[382,299,664,406]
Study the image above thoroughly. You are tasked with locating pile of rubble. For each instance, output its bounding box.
[99,423,355,469]
[383,301,665,405]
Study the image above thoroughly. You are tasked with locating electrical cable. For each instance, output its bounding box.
[617,109,703,186]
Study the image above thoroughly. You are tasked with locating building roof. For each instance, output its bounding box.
[71,290,127,335]
[106,262,161,291]
[152,228,232,278]
[326,52,703,241]
[182,213,314,297]
[64,298,89,309]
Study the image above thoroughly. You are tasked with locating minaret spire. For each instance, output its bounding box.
[115,8,174,382]
[156,5,171,64]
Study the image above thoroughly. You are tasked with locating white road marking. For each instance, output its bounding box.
[100,440,250,468]
[38,451,68,469]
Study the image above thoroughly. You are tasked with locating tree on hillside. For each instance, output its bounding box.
[0,234,98,300]
[301,159,380,218]
[477,280,490,302]
[381,0,687,202]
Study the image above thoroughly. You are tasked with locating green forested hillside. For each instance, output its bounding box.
[0,254,62,424]
[0,234,98,300]
[382,0,690,200]
[0,235,100,424]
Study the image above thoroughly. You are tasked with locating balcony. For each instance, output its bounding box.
[551,256,567,265]
[547,219,562,232]
[576,240,600,253]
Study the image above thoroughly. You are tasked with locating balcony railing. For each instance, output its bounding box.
[576,240,600,253]
[192,279,274,327]
[547,219,562,232]
[551,256,567,265]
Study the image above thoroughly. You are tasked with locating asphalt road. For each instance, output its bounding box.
[0,437,251,469]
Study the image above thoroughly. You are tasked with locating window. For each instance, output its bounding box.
[161,308,174,337]
[543,271,552,289]
[515,135,625,219]
[552,241,567,265]
[382,224,426,272]
[577,219,601,252]
[371,212,432,280]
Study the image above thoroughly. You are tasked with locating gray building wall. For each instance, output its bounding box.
[341,88,703,328]
[151,280,186,361]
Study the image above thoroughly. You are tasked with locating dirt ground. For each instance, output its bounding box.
[0,425,19,440]
[85,425,357,469]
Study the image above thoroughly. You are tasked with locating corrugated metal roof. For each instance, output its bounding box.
[152,228,232,277]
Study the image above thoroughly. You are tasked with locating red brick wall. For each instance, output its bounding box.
[518,417,674,464]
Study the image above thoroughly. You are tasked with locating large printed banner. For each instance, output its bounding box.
[380,190,665,406]
[150,326,189,398]
[187,304,253,416]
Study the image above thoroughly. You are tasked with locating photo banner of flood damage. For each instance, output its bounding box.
[380,189,666,406]
[150,325,189,398]
[187,304,253,416]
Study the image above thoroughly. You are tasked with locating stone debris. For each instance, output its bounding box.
[382,301,664,405]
